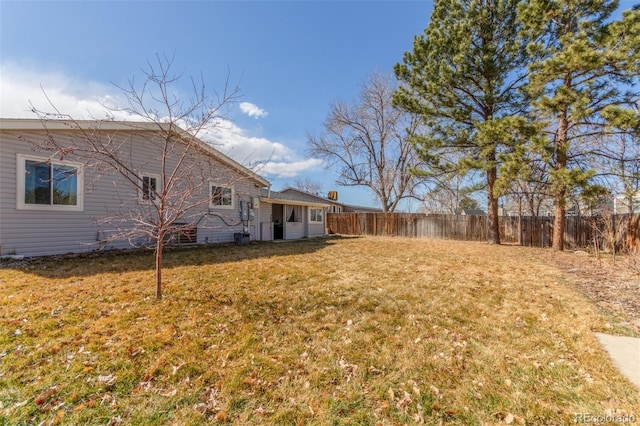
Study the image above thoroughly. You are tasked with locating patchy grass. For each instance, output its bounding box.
[0,237,638,425]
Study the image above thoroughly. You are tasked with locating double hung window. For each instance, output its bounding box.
[140,173,160,202]
[309,208,323,223]
[210,185,233,208]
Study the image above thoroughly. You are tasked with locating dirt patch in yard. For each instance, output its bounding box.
[546,250,640,335]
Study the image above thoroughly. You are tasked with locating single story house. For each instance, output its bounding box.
[0,118,327,257]
[613,193,640,215]
[257,188,331,241]
[262,187,383,237]
[275,187,383,213]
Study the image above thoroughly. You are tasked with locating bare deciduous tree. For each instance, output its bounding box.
[308,72,424,212]
[419,154,483,214]
[292,178,323,196]
[28,55,243,299]
[498,154,551,217]
[590,132,640,214]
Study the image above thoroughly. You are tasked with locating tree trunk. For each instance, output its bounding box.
[155,237,164,299]
[486,164,501,244]
[552,195,566,251]
[552,114,569,251]
[517,198,523,246]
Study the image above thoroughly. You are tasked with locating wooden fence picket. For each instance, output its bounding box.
[326,213,640,250]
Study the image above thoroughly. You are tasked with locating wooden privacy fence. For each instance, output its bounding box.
[326,213,640,250]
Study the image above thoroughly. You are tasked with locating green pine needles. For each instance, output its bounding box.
[395,0,640,250]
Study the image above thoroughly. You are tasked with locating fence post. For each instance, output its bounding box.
[324,212,637,249]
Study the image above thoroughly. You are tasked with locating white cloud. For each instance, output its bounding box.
[239,101,268,118]
[257,158,324,178]
[200,119,323,178]
[0,62,133,120]
[0,63,318,179]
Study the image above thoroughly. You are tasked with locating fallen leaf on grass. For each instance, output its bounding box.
[171,362,185,375]
[412,384,421,396]
[142,355,167,381]
[73,400,96,412]
[538,399,564,414]
[97,375,117,385]
[128,346,145,358]
[106,415,122,425]
[197,385,223,415]
[14,399,29,408]
[396,391,412,409]
[133,381,153,393]
[387,388,395,402]
[254,406,275,416]
[367,366,382,375]
[337,357,358,381]
[100,393,118,408]
[52,408,65,423]
[161,388,177,397]
[35,387,57,405]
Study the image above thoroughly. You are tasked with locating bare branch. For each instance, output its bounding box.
[308,72,427,212]
[26,56,246,299]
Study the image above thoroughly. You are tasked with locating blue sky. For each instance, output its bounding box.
[0,0,434,209]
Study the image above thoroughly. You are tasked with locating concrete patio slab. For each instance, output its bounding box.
[594,332,640,390]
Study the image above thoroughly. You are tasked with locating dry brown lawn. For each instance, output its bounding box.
[1,237,638,425]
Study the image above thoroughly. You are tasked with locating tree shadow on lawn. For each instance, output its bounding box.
[1,236,357,279]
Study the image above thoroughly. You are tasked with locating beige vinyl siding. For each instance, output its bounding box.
[279,204,301,240]
[306,224,325,238]
[305,206,327,237]
[0,126,262,256]
[0,140,17,255]
[258,202,273,241]
[1,132,99,256]
[259,200,272,225]
[306,208,326,238]
[285,221,305,240]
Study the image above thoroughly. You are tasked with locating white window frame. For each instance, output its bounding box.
[309,207,324,223]
[17,154,84,212]
[209,184,234,209]
[138,172,161,203]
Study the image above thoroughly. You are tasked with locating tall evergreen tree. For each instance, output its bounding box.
[519,0,640,250]
[394,0,530,244]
